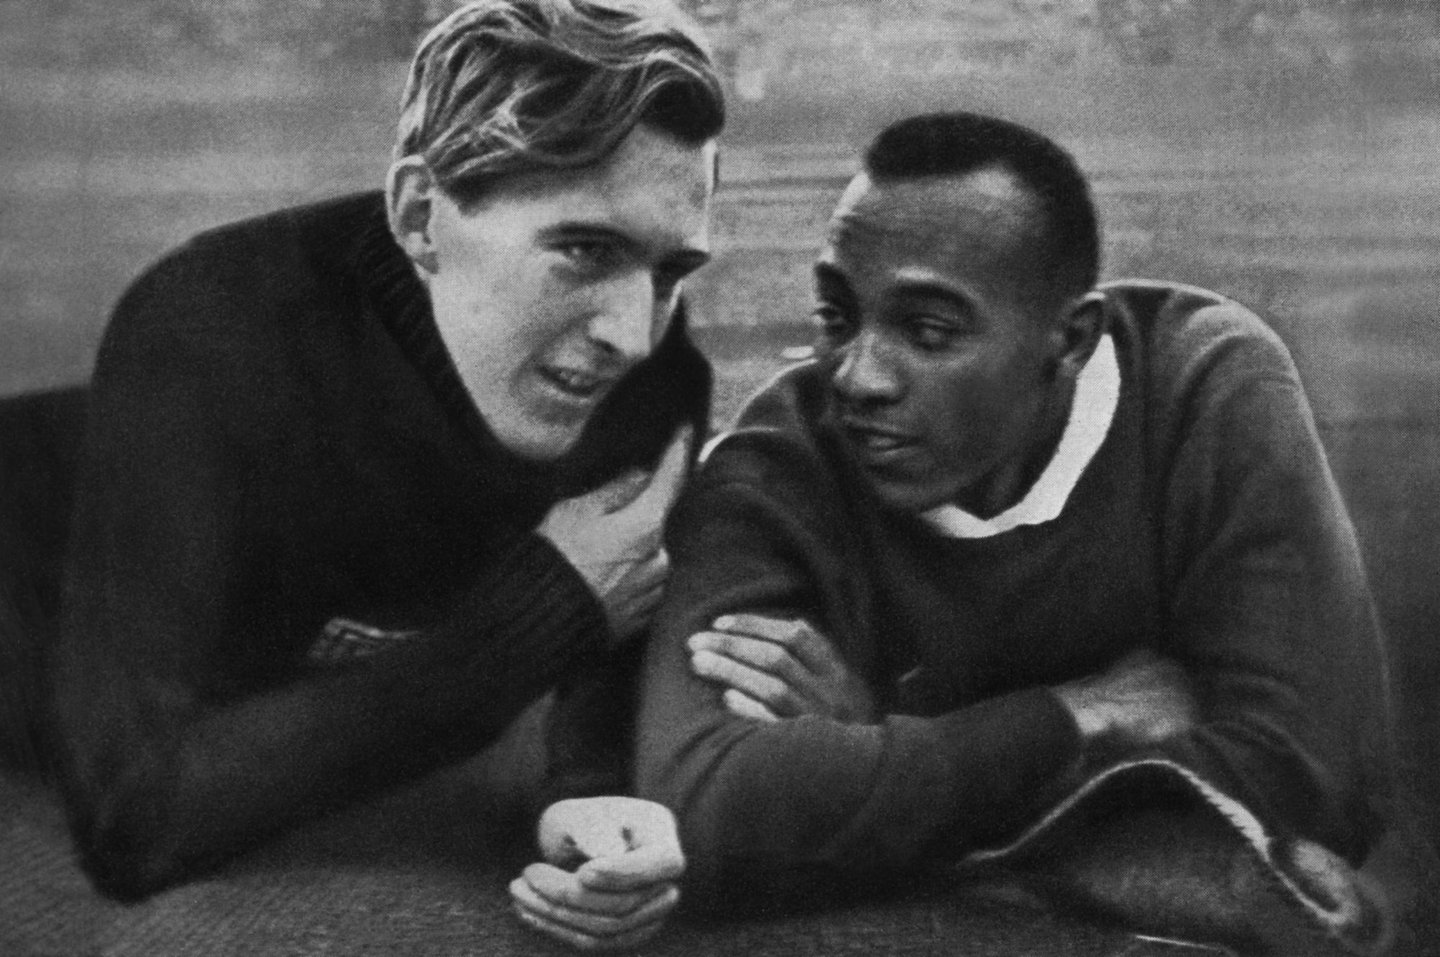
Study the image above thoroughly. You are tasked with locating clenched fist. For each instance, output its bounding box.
[510,797,685,951]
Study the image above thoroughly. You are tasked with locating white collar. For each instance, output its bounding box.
[919,334,1119,539]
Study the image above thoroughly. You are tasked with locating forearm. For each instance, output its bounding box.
[637,647,1080,904]
[54,534,606,900]
[1151,672,1388,863]
[1048,640,1384,863]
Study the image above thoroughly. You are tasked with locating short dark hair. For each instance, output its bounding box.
[864,112,1100,300]
[396,0,724,206]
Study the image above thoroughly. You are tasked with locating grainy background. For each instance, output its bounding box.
[3,0,1437,865]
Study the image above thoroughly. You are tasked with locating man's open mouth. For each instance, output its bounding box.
[538,365,614,400]
[840,419,917,454]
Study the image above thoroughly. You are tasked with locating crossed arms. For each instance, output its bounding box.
[637,317,1390,905]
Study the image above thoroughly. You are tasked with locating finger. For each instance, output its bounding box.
[689,649,801,716]
[538,809,632,864]
[567,820,632,863]
[617,547,670,594]
[607,553,669,613]
[517,876,678,931]
[688,631,812,690]
[512,899,667,952]
[723,688,780,722]
[622,424,695,523]
[578,844,686,891]
[609,589,664,643]
[512,890,676,945]
[514,873,678,934]
[593,468,653,514]
[713,614,839,676]
[601,551,669,641]
[710,612,794,642]
[520,863,667,916]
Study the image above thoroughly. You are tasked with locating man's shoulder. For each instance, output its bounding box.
[1100,279,1290,355]
[699,361,837,492]
[92,193,391,423]
[104,193,384,351]
[149,191,383,285]
[1099,278,1301,397]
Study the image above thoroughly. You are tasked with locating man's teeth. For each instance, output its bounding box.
[857,431,904,451]
[549,368,599,392]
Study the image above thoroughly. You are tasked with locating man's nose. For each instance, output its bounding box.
[584,271,658,364]
[832,329,902,404]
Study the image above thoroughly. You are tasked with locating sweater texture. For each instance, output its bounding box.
[50,191,710,898]
[639,281,1391,923]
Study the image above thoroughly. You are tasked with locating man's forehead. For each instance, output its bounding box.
[494,133,714,205]
[827,168,1041,253]
[476,130,714,248]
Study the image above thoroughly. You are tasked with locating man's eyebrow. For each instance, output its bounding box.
[535,222,630,245]
[890,278,973,307]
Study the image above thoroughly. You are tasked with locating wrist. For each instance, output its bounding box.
[1049,682,1108,741]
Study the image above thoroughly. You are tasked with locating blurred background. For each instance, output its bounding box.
[2,0,1438,849]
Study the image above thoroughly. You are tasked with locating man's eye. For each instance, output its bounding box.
[557,241,617,272]
[905,315,962,350]
[811,305,855,343]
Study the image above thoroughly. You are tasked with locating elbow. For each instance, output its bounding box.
[636,736,740,899]
[74,817,188,903]
[638,734,813,911]
[54,745,195,902]
[49,664,203,900]
[64,780,192,902]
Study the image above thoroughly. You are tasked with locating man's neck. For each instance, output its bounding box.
[953,377,1078,520]
[920,332,1121,539]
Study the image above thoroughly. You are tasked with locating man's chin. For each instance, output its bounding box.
[490,418,584,464]
[858,471,953,516]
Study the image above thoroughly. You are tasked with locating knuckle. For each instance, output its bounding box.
[756,674,789,707]
[778,620,806,645]
[754,643,787,670]
[706,633,737,656]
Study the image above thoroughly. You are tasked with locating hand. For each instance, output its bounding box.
[539,427,693,644]
[687,613,874,723]
[510,797,685,951]
[1050,648,1198,746]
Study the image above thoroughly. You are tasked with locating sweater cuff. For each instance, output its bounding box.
[931,686,1085,847]
[468,533,608,690]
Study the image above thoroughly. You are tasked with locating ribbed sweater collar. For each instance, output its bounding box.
[348,197,557,500]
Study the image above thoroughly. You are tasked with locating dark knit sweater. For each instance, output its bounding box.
[638,280,1390,901]
[50,192,710,900]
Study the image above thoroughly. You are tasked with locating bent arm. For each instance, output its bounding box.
[54,529,601,901]
[635,463,1082,904]
[51,272,608,900]
[1148,343,1391,861]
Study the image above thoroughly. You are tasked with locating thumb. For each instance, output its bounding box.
[619,424,695,523]
[577,842,686,891]
[592,467,652,514]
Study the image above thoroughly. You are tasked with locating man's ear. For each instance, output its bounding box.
[385,157,439,276]
[1052,290,1106,382]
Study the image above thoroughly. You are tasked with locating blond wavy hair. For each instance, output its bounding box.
[394,0,723,205]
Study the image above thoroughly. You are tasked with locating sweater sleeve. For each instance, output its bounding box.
[50,252,608,901]
[1148,305,1391,862]
[636,433,1082,907]
[537,312,714,806]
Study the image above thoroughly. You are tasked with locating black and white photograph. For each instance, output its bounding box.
[1,1,1437,954]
